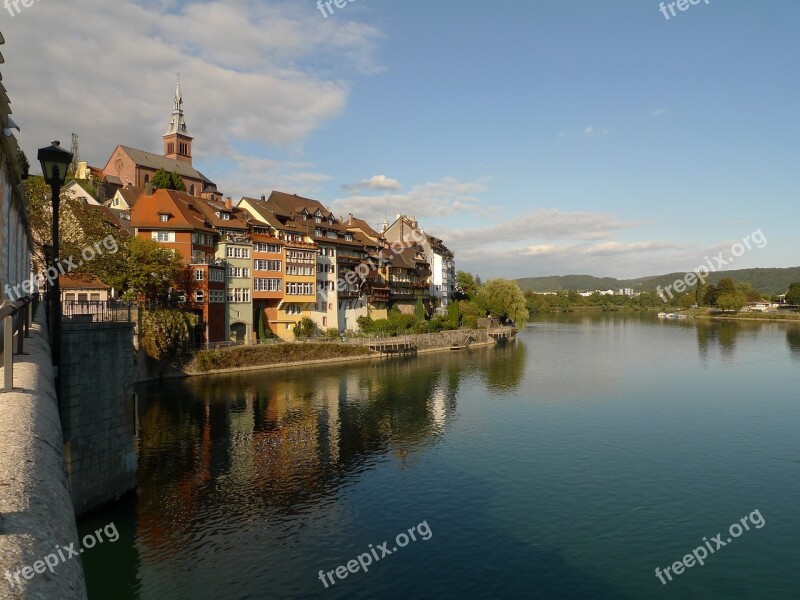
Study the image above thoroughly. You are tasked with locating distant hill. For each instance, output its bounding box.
[516,267,800,296]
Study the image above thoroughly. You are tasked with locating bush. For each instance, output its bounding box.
[324,328,340,338]
[141,309,198,363]
[293,317,318,339]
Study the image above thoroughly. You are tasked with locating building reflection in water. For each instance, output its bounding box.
[131,344,525,564]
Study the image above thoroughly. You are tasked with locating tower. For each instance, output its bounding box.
[163,80,193,164]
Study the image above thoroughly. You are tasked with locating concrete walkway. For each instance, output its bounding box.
[0,308,87,600]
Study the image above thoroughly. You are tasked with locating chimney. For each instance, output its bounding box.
[145,183,154,196]
[225,197,232,210]
[348,212,353,224]
[260,194,266,202]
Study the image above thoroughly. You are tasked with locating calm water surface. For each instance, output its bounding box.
[80,314,800,599]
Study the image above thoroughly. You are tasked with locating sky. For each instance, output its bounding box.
[2,0,798,280]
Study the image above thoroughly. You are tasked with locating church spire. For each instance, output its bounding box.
[165,79,188,136]
[163,79,193,163]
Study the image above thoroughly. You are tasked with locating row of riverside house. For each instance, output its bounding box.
[68,83,456,344]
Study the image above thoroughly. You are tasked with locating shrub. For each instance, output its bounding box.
[141,309,198,363]
[293,317,318,339]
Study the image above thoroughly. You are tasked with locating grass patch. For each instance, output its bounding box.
[189,343,375,373]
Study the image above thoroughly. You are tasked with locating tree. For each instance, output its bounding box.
[717,291,746,312]
[16,149,29,179]
[447,300,460,326]
[476,279,529,325]
[703,284,719,307]
[717,278,737,296]
[293,317,317,339]
[455,271,480,300]
[151,168,186,191]
[785,282,800,305]
[414,297,426,320]
[119,237,184,301]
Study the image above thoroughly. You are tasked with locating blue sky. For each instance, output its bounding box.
[4,0,798,278]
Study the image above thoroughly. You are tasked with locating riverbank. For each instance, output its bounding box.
[680,308,800,322]
[135,328,506,382]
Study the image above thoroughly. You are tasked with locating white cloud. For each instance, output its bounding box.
[3,0,383,194]
[651,108,669,117]
[331,176,490,224]
[342,175,401,192]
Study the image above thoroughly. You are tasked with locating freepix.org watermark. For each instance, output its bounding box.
[4,522,119,589]
[3,235,119,301]
[4,0,42,18]
[656,229,767,303]
[654,509,765,585]
[317,520,433,589]
[317,0,365,19]
[659,0,710,21]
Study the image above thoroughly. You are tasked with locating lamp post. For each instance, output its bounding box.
[37,140,73,401]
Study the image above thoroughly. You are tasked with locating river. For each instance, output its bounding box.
[79,313,800,599]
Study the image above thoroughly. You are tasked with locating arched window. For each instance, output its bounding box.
[189,185,195,196]
[144,174,150,184]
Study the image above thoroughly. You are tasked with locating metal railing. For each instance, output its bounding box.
[62,300,135,323]
[1,295,35,393]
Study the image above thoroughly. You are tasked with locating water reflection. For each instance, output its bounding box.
[127,346,528,589]
[787,326,800,358]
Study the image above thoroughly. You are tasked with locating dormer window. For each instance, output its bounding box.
[160,215,169,222]
[221,213,231,220]
[345,233,354,241]
[314,215,322,224]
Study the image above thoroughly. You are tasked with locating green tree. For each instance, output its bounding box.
[785,282,800,305]
[476,279,529,325]
[703,284,719,307]
[118,237,184,301]
[447,300,460,326]
[151,168,186,191]
[293,317,317,338]
[16,149,29,179]
[455,271,480,300]
[717,291,746,312]
[141,309,198,363]
[717,278,737,295]
[414,297,426,320]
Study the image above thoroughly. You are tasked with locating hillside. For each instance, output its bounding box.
[516,267,800,296]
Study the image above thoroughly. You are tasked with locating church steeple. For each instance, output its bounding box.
[163,79,193,164]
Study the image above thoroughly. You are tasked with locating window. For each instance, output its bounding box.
[209,269,225,283]
[227,288,251,303]
[154,231,174,243]
[65,293,76,302]
[209,290,225,303]
[286,265,314,276]
[314,229,323,237]
[144,174,150,184]
[189,185,195,196]
[194,290,205,303]
[254,243,281,254]
[227,267,251,279]
[327,231,337,239]
[323,317,328,326]
[254,279,282,292]
[286,282,313,296]
[195,269,205,281]
[78,293,88,303]
[315,216,322,224]
[345,233,354,241]
[255,260,281,272]
[160,214,169,222]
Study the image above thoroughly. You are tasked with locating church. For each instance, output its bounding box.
[102,82,221,200]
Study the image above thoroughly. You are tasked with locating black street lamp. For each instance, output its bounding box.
[37,140,73,401]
